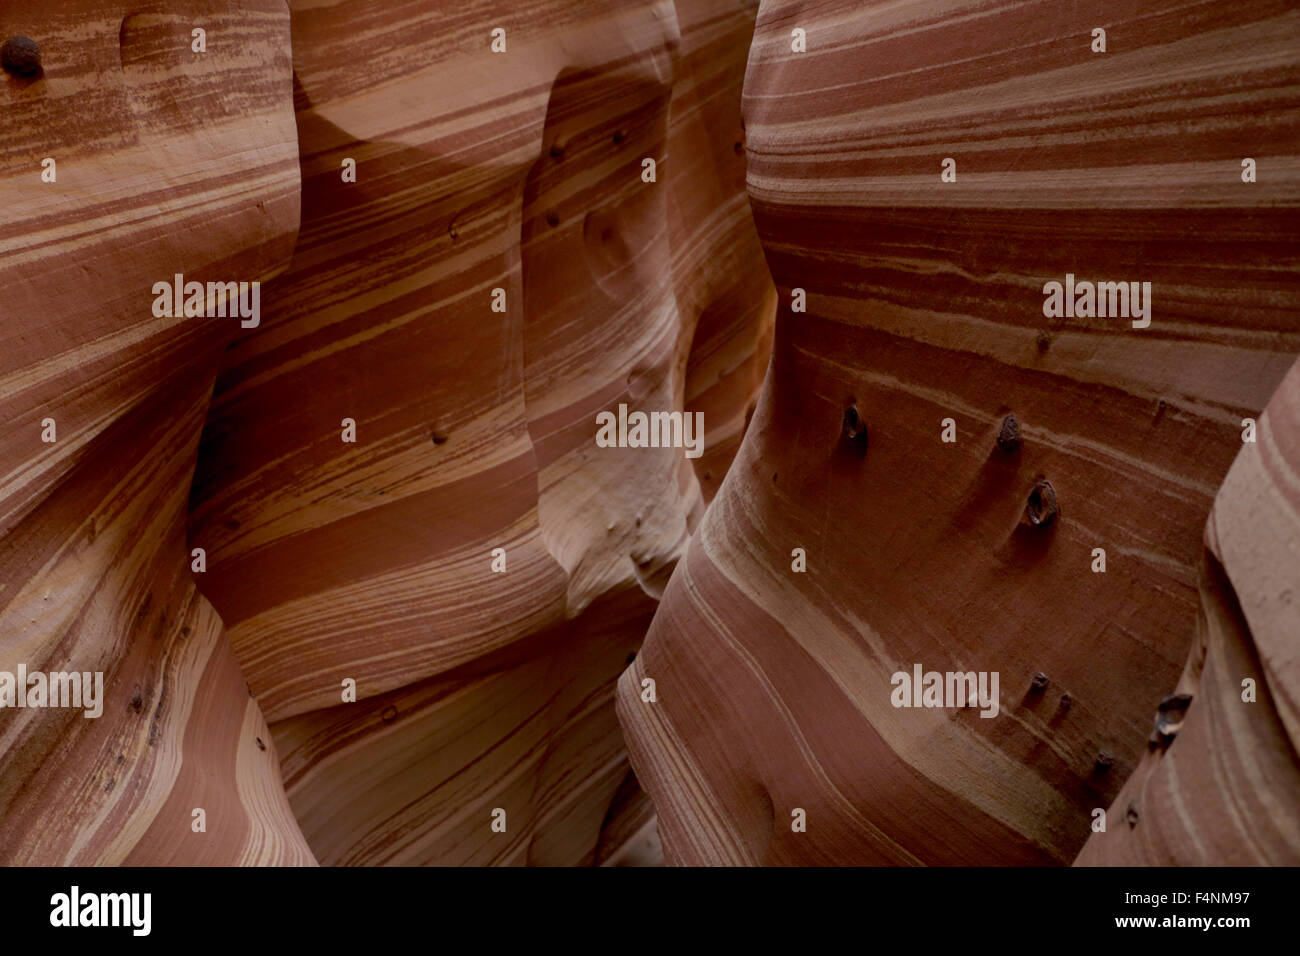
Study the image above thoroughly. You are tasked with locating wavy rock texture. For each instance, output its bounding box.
[1076,357,1300,865]
[674,0,774,504]
[183,0,771,865]
[11,0,1288,871]
[0,0,770,865]
[619,0,1300,865]
[0,0,313,864]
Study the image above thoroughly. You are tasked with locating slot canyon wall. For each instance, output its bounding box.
[618,0,1300,865]
[0,0,772,865]
[1,0,1295,869]
[0,0,313,865]
[1076,358,1300,865]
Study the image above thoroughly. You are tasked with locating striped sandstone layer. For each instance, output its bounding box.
[619,0,1300,865]
[1076,357,1300,865]
[187,0,772,864]
[0,0,314,864]
[674,0,775,504]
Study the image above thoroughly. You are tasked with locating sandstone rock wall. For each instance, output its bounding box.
[0,0,772,865]
[619,0,1300,865]
[1077,356,1300,864]
[4,0,1292,870]
[0,0,313,865]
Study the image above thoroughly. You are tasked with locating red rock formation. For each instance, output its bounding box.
[619,0,1300,865]
[0,0,313,864]
[673,0,775,504]
[1,0,771,866]
[1077,357,1300,865]
[12,0,1289,872]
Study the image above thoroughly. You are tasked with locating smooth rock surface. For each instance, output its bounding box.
[0,0,313,865]
[1076,357,1300,865]
[619,0,1300,865]
[0,0,771,866]
[187,0,771,865]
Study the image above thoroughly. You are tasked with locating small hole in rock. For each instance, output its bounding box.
[842,404,868,446]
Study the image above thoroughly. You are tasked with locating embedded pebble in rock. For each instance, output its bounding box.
[996,414,1022,453]
[1,36,41,76]
[1025,480,1059,527]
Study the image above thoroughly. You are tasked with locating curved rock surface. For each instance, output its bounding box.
[0,0,313,865]
[619,0,1300,865]
[6,0,1292,870]
[1077,357,1300,865]
[189,0,768,867]
[1,0,771,865]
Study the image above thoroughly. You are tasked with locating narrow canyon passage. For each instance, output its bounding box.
[1,0,1295,870]
[618,0,1300,865]
[0,0,773,865]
